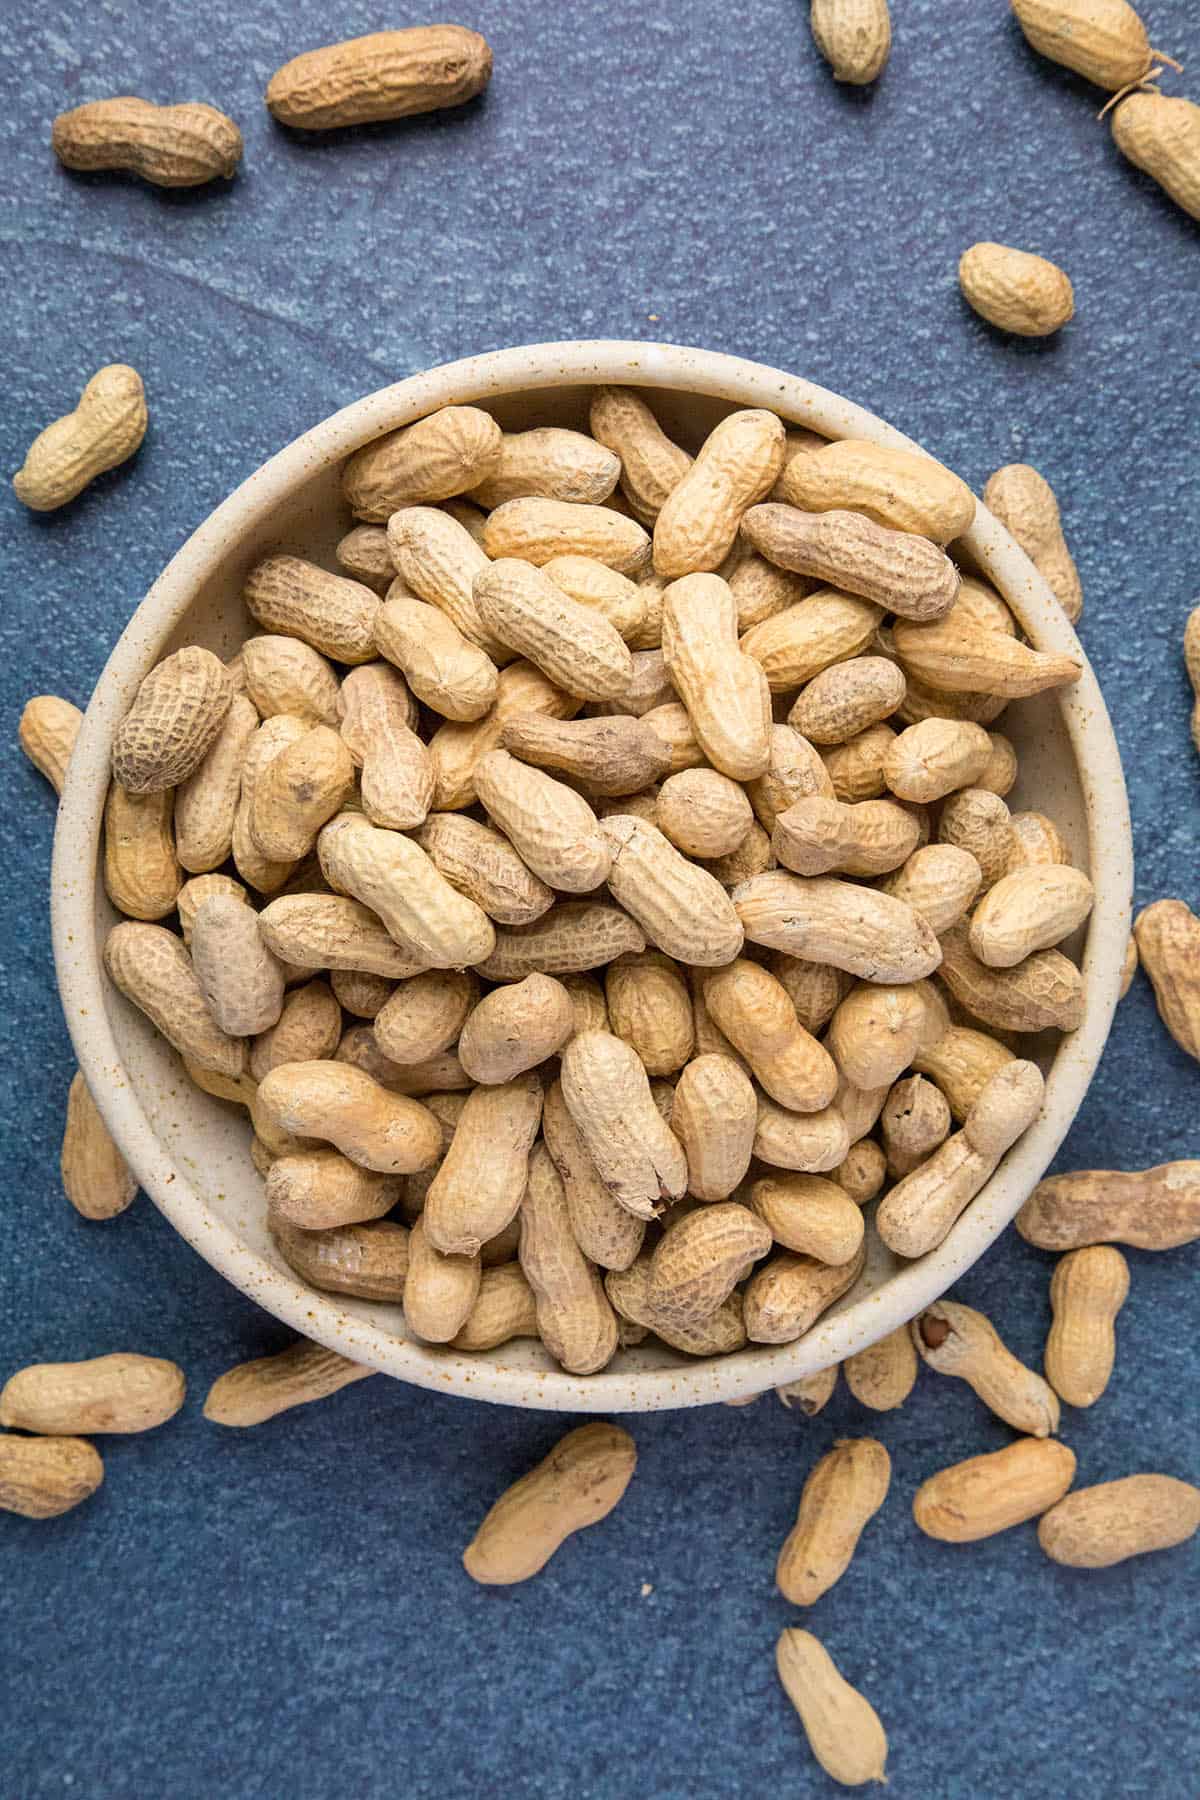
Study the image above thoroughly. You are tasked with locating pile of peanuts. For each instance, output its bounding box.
[77,392,1103,1375]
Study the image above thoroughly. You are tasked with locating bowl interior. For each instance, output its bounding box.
[53,345,1132,1411]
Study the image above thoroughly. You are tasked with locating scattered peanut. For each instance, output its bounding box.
[0,1433,104,1519]
[52,98,241,186]
[16,360,147,508]
[0,1354,184,1435]
[1111,93,1200,222]
[1017,1162,1200,1251]
[266,26,493,130]
[959,243,1075,337]
[775,1629,888,1789]
[777,1436,890,1604]
[914,1438,1077,1542]
[18,694,83,794]
[1037,1474,1200,1567]
[203,1339,373,1426]
[462,1422,637,1585]
[1045,1245,1129,1407]
[1133,898,1200,1061]
[1012,0,1158,91]
[913,1299,1060,1436]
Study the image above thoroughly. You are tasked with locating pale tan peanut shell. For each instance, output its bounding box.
[788,656,906,746]
[748,726,835,833]
[13,364,147,510]
[173,693,258,874]
[258,893,424,978]
[656,768,752,858]
[423,1074,543,1256]
[601,814,744,966]
[937,788,1014,889]
[387,505,509,660]
[596,647,675,717]
[112,646,232,794]
[597,787,660,829]
[542,555,648,643]
[732,870,942,983]
[337,1027,471,1096]
[61,1070,137,1220]
[267,24,491,128]
[588,387,693,524]
[241,635,339,726]
[959,243,1074,337]
[483,497,651,577]
[984,464,1082,621]
[328,967,393,1020]
[543,1080,644,1270]
[401,1218,481,1344]
[344,407,501,522]
[415,812,554,926]
[103,784,180,921]
[271,1215,410,1301]
[744,1242,865,1342]
[1045,1245,1129,1408]
[474,749,610,894]
[827,979,946,1090]
[820,722,896,803]
[653,409,785,578]
[670,1054,757,1201]
[457,974,574,1084]
[1016,1162,1200,1252]
[19,694,83,794]
[463,1422,636,1585]
[429,659,580,811]
[688,965,749,1067]
[373,969,476,1066]
[707,821,775,887]
[501,711,671,797]
[479,902,647,982]
[245,556,380,665]
[469,428,619,509]
[645,1202,772,1327]
[337,662,432,829]
[661,572,772,779]
[1134,898,1200,1061]
[727,553,811,633]
[519,1144,618,1374]
[937,922,1083,1033]
[897,672,1008,729]
[1006,809,1072,871]
[604,953,693,1077]
[914,1438,1077,1543]
[776,1365,840,1413]
[773,795,920,879]
[775,1628,888,1789]
[629,572,667,649]
[605,1255,748,1356]
[0,1354,183,1435]
[809,0,892,85]
[450,1263,541,1351]
[337,524,394,591]
[978,731,1019,797]
[249,980,341,1080]
[913,1298,1060,1436]
[705,958,837,1112]
[894,609,1081,698]
[190,893,286,1037]
[52,97,241,185]
[255,1060,440,1175]
[474,558,633,703]
[560,1030,687,1220]
[318,813,495,969]
[742,503,959,622]
[883,718,992,803]
[970,865,1095,968]
[770,428,827,499]
[1012,0,1154,90]
[882,1074,952,1178]
[844,1326,918,1411]
[835,1070,891,1144]
[1112,94,1200,223]
[832,1139,887,1206]
[750,1175,865,1266]
[1119,934,1139,998]
[779,438,972,543]
[1038,1475,1200,1568]
[374,589,500,725]
[776,1437,890,1603]
[105,921,245,1077]
[266,1150,399,1230]
[0,1433,105,1518]
[880,843,982,934]
[250,725,355,862]
[638,702,703,774]
[561,973,610,1037]
[204,1340,372,1427]
[395,1091,469,1219]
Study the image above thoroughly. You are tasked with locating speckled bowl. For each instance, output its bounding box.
[51,340,1132,1411]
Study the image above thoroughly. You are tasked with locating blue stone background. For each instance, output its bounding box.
[1,1,1197,1793]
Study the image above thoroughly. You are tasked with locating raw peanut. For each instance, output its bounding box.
[345,407,501,523]
[1012,0,1155,90]
[268,24,491,127]
[882,1065,948,1165]
[475,749,610,893]
[474,558,633,702]
[561,974,610,1037]
[374,969,477,1065]
[705,959,837,1111]
[938,922,1083,1032]
[256,1061,441,1175]
[915,1438,1077,1543]
[629,572,667,649]
[745,1242,866,1342]
[105,921,245,1076]
[1120,933,1138,997]
[463,1422,636,1585]
[598,788,660,827]
[1006,809,1072,871]
[112,646,232,794]
[259,893,425,978]
[821,722,896,803]
[978,731,1019,797]
[780,439,971,543]
[656,768,753,858]
[191,893,286,1037]
[424,1075,543,1255]
[832,1139,887,1205]
[428,659,578,811]
[451,1263,540,1351]
[328,968,393,1020]
[337,524,394,591]
[953,575,1020,636]
[670,1054,756,1201]
[470,429,619,509]
[959,243,1074,337]
[52,93,241,184]
[883,718,992,803]
[484,497,651,577]
[708,821,775,886]
[272,1215,410,1300]
[777,1437,890,1603]
[266,1149,399,1229]
[336,1034,465,1099]
[727,553,811,633]
[61,1070,136,1221]
[743,503,959,622]
[244,557,379,665]
[835,1070,892,1144]
[0,1434,104,1519]
[458,974,573,1083]
[1134,898,1200,1060]
[1045,1245,1129,1407]
[588,387,693,525]
[103,784,180,921]
[250,979,342,1080]
[187,1060,258,1116]
[519,1144,618,1374]
[479,901,646,981]
[543,1080,644,1270]
[844,1327,918,1411]
[827,980,947,1090]
[251,725,355,862]
[639,702,704,774]
[18,694,82,794]
[747,725,835,833]
[653,409,785,578]
[600,647,676,716]
[560,1030,687,1220]
[771,428,828,498]
[773,795,920,878]
[1017,1162,1200,1251]
[970,865,1095,967]
[777,1366,840,1413]
[415,812,554,925]
[913,1297,1060,1436]
[898,672,1008,728]
[396,1091,469,1219]
[241,635,339,726]
[605,1254,748,1355]
[878,1059,1045,1257]
[403,1218,481,1344]
[984,464,1082,622]
[174,692,258,873]
[788,656,906,746]
[911,1023,1015,1120]
[601,814,744,965]
[605,952,693,1076]
[893,610,1081,697]
[543,555,648,643]
[645,1201,771,1327]
[750,1175,865,1265]
[733,870,942,982]
[661,572,772,778]
[775,1628,888,1789]
[810,0,893,84]
[937,789,1014,889]
[1038,1474,1200,1568]
[387,506,508,660]
[204,1340,372,1427]
[689,966,750,1068]
[501,711,671,797]
[1113,93,1200,222]
[0,1354,184,1435]
[337,663,432,829]
[318,813,495,968]
[880,843,982,933]
[13,363,147,511]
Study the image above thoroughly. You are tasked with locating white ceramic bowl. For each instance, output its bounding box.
[52,340,1132,1411]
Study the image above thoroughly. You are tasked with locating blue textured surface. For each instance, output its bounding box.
[2,2,1198,1795]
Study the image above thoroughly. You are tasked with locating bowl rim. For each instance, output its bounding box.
[51,338,1133,1411]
